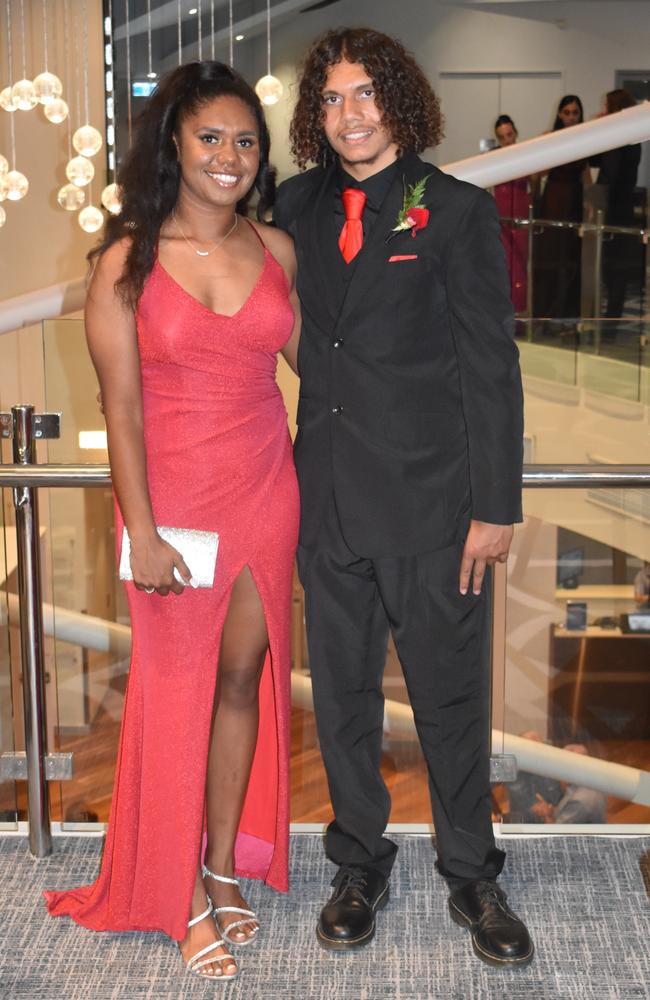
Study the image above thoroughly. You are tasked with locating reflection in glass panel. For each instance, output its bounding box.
[40,320,126,826]
[496,489,650,829]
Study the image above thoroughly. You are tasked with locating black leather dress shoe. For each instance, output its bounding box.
[317,865,389,951]
[448,880,534,967]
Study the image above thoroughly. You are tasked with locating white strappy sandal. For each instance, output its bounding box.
[202,866,260,947]
[183,897,239,980]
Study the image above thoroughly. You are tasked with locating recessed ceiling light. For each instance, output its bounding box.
[235,34,245,41]
[146,71,157,79]
[189,6,198,14]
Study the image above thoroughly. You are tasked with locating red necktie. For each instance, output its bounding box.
[338,188,367,264]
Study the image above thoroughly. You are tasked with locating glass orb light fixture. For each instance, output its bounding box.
[73,125,103,158]
[0,204,6,228]
[11,79,38,111]
[0,153,8,175]
[0,176,8,202]
[5,170,29,201]
[0,86,19,112]
[79,205,104,233]
[44,97,68,124]
[254,74,283,107]
[66,155,94,187]
[100,182,121,215]
[57,182,85,211]
[33,71,63,105]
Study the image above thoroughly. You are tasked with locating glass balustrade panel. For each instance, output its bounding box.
[496,487,650,831]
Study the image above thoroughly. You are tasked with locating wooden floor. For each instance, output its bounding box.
[2,695,649,829]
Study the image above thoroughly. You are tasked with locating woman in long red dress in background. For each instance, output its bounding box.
[44,61,300,981]
[493,115,532,315]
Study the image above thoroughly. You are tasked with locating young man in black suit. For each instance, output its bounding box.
[274,28,533,967]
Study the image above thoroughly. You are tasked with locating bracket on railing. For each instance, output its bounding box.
[0,412,61,441]
[0,752,73,782]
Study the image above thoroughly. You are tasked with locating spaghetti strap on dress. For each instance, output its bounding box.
[44,228,299,941]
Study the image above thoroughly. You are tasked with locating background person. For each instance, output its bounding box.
[45,61,300,981]
[591,89,642,329]
[492,114,532,314]
[534,95,591,332]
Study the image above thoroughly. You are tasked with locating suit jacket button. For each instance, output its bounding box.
[331,405,343,414]
[332,339,344,348]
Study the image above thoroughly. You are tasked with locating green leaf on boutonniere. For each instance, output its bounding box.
[387,173,433,241]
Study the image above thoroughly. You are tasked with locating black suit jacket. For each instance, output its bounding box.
[274,152,524,557]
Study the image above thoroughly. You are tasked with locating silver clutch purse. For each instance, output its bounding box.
[119,526,219,589]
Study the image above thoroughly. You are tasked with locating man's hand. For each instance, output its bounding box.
[459,519,514,595]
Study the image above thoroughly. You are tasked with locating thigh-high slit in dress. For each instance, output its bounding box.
[45,228,299,942]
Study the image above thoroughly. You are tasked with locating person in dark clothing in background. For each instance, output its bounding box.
[591,89,642,325]
[534,95,590,332]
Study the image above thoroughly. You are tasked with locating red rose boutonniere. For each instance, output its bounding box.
[387,174,432,242]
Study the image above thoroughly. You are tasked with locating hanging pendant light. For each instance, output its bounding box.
[5,170,29,201]
[101,182,122,215]
[255,0,282,106]
[57,182,86,210]
[73,124,103,157]
[1,0,29,203]
[12,0,37,110]
[0,153,8,175]
[11,79,38,111]
[0,204,6,227]
[44,97,68,123]
[0,86,19,112]
[34,1,63,105]
[66,155,94,186]
[0,175,8,201]
[79,204,104,232]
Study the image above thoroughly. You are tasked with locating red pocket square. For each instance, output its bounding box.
[388,254,418,262]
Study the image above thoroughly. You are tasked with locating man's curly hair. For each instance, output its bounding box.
[290,27,444,170]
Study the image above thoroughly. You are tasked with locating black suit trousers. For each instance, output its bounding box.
[297,497,506,889]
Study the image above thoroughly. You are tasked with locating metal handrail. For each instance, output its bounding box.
[2,463,650,490]
[498,215,649,240]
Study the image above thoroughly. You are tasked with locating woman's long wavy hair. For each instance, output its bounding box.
[290,28,444,170]
[91,61,275,306]
[553,94,584,131]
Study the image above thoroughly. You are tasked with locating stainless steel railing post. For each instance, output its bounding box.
[594,208,604,353]
[11,404,52,857]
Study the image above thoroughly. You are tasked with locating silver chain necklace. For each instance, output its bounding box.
[172,211,238,257]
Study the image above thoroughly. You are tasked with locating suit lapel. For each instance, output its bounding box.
[296,164,339,326]
[338,153,434,327]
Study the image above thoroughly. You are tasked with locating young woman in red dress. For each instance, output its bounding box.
[45,61,300,982]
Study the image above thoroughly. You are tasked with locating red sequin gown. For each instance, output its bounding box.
[45,230,299,942]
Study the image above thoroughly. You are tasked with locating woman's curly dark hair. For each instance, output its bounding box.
[290,28,444,170]
[91,61,276,306]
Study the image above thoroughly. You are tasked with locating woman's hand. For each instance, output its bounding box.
[129,534,193,596]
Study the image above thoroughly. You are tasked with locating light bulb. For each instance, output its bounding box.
[11,79,38,111]
[44,97,69,124]
[0,205,5,228]
[254,74,283,106]
[0,86,19,112]
[33,71,63,105]
[5,170,29,201]
[57,182,86,211]
[0,154,8,175]
[73,125,103,157]
[66,155,94,187]
[79,205,104,233]
[100,182,121,215]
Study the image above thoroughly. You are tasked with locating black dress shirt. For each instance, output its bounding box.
[326,159,400,306]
